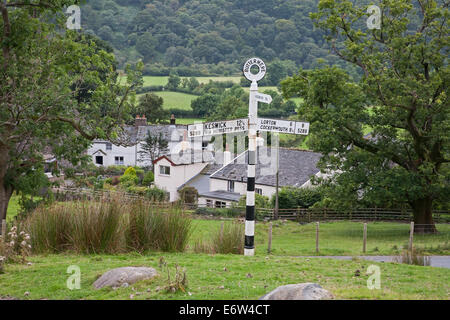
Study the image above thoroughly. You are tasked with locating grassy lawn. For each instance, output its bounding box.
[1,252,449,300]
[189,220,450,256]
[138,91,197,110]
[1,218,449,300]
[6,195,20,223]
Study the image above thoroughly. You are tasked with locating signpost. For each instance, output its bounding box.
[257,118,310,135]
[188,119,248,138]
[185,57,311,256]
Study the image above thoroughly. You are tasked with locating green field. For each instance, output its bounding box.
[142,76,241,87]
[1,218,449,300]
[1,251,448,300]
[190,220,450,256]
[138,91,197,111]
[174,118,204,125]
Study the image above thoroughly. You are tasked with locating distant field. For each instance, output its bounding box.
[243,86,279,93]
[142,76,241,87]
[138,91,197,110]
[174,118,204,125]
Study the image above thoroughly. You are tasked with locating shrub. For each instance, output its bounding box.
[272,187,322,209]
[104,165,127,176]
[142,171,154,186]
[124,167,137,176]
[146,187,167,202]
[239,193,271,208]
[110,176,120,186]
[0,225,32,265]
[194,207,242,218]
[178,186,198,204]
[126,186,149,195]
[119,174,139,188]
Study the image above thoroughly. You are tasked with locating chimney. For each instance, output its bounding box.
[170,114,176,125]
[181,130,190,151]
[135,115,147,127]
[223,143,232,167]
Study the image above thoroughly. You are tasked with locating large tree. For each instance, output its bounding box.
[134,93,169,124]
[0,1,142,221]
[282,0,449,233]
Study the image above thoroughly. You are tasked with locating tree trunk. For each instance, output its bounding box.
[411,197,437,234]
[0,180,13,224]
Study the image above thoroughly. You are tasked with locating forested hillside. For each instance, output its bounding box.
[81,0,351,76]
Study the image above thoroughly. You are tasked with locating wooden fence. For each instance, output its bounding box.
[51,187,450,223]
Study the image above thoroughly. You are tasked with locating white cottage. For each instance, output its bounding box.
[87,116,193,168]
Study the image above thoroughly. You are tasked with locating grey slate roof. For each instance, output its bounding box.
[211,147,322,188]
[199,190,242,202]
[164,149,216,165]
[108,124,187,146]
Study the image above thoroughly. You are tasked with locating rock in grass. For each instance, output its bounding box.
[259,283,333,300]
[93,267,158,290]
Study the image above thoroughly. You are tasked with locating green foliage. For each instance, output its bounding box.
[120,169,139,188]
[272,187,322,209]
[124,167,137,176]
[135,93,169,124]
[194,207,243,218]
[178,187,198,204]
[145,187,167,202]
[282,0,449,225]
[81,0,343,75]
[138,131,169,170]
[0,2,143,221]
[239,194,271,209]
[142,171,155,186]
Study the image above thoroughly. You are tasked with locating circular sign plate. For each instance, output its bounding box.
[243,57,266,82]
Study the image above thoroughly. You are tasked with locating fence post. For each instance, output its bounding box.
[1,219,6,239]
[409,221,414,251]
[316,222,319,254]
[267,222,272,254]
[363,223,367,253]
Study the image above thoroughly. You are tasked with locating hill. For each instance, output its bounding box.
[80,0,355,77]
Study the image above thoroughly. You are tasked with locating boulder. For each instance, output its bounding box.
[260,283,333,300]
[93,267,158,290]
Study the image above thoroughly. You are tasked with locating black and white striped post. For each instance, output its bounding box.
[243,58,266,256]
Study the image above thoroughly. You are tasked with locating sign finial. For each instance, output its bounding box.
[243,57,266,83]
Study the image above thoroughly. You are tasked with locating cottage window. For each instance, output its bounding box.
[255,188,263,195]
[95,156,103,165]
[106,143,112,150]
[227,180,235,192]
[206,200,213,208]
[114,156,124,165]
[215,201,226,208]
[160,165,171,175]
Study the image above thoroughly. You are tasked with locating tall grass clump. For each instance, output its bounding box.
[126,201,192,252]
[213,221,244,254]
[25,204,72,253]
[70,201,124,254]
[24,200,125,254]
[24,199,193,254]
